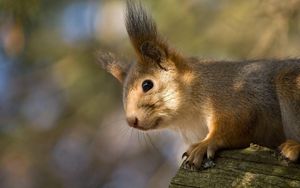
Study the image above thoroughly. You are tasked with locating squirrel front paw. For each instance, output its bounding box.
[279,139,300,162]
[182,141,217,170]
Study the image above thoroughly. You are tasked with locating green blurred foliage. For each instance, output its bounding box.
[0,0,300,188]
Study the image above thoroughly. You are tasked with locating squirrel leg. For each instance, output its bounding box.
[279,139,300,161]
[276,66,300,162]
[182,133,218,170]
[182,114,254,169]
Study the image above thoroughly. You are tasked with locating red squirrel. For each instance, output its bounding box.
[97,1,300,169]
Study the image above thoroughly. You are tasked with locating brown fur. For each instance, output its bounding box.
[98,1,300,168]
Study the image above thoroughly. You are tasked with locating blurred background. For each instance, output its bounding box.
[0,0,300,187]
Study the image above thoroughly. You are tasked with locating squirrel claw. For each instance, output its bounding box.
[182,160,198,171]
[182,152,188,159]
[182,161,191,169]
[190,164,197,171]
[182,157,215,171]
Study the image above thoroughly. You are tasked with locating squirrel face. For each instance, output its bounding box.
[122,58,182,130]
[98,2,191,131]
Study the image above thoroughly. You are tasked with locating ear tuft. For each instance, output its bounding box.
[140,41,166,64]
[125,1,157,49]
[96,51,128,83]
[126,1,169,66]
[125,1,185,71]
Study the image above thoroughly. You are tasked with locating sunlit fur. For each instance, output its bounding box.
[98,1,300,168]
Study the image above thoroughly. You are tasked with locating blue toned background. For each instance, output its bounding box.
[0,0,300,187]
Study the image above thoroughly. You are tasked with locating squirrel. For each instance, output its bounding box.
[97,1,300,169]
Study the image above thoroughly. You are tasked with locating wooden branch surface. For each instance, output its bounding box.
[170,145,300,188]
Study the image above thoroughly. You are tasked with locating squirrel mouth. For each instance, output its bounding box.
[151,117,162,129]
[146,118,162,130]
[135,118,162,131]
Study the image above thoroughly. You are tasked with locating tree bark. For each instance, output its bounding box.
[170,145,300,188]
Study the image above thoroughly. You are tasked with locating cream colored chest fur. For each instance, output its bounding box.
[171,112,210,144]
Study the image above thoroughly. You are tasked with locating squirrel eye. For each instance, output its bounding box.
[142,80,153,92]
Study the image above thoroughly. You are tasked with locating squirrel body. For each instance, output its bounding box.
[98,1,300,168]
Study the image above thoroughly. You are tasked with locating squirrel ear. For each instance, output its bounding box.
[125,2,170,70]
[96,52,128,83]
[140,41,166,64]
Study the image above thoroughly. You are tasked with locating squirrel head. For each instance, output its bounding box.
[98,1,194,131]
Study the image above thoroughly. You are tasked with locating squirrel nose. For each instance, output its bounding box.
[126,116,139,128]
